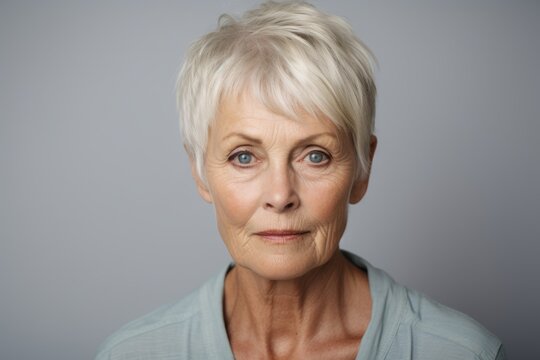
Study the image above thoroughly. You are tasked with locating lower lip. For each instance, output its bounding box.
[256,233,308,243]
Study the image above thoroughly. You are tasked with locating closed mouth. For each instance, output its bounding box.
[255,230,310,237]
[255,230,309,244]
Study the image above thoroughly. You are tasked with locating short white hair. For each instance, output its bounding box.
[177,1,376,181]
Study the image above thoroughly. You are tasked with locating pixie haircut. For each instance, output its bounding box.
[177,1,376,181]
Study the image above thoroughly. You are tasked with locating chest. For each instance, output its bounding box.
[230,335,362,360]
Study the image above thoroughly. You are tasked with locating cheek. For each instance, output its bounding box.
[303,174,352,225]
[300,176,352,261]
[311,190,349,252]
[211,177,261,228]
[312,189,348,221]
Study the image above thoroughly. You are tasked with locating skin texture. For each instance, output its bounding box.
[191,94,377,359]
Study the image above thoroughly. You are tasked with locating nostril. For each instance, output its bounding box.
[264,200,296,212]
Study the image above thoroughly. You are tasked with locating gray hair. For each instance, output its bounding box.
[177,1,376,181]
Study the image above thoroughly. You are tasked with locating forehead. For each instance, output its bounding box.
[214,93,341,137]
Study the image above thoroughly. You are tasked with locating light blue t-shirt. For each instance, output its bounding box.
[96,251,505,359]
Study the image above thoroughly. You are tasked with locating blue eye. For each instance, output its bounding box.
[237,152,252,164]
[306,151,329,164]
[230,151,255,166]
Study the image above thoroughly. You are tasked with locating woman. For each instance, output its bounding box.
[96,1,505,359]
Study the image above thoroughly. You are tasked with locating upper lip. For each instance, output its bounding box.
[255,230,309,236]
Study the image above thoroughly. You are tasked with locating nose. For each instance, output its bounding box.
[263,164,300,213]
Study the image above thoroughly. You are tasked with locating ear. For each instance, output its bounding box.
[349,135,377,204]
[187,151,213,204]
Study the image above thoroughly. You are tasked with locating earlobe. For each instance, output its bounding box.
[349,135,377,204]
[188,156,213,204]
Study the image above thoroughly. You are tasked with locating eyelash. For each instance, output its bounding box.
[227,148,331,168]
[304,150,330,165]
[228,150,256,167]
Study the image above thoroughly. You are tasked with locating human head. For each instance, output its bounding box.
[177,0,377,181]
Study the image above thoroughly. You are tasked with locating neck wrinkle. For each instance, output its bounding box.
[224,250,370,354]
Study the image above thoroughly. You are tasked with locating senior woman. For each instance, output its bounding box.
[96,1,505,359]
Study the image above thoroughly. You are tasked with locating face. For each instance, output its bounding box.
[192,94,372,280]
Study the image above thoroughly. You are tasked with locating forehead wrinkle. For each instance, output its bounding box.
[221,131,342,156]
[221,132,262,144]
[216,94,346,149]
[220,128,340,147]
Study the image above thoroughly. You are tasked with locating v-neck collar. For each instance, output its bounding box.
[206,250,405,360]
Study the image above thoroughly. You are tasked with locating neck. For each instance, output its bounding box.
[223,250,371,358]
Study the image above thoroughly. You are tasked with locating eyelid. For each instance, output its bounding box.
[306,145,331,156]
[303,148,331,165]
[227,144,251,158]
[228,149,258,167]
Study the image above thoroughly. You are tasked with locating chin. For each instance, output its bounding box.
[239,253,321,281]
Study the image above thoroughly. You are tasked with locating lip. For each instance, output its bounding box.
[254,229,310,243]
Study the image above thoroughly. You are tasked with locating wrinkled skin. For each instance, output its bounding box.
[190,93,376,359]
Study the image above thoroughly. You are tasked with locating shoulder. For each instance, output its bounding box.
[95,270,226,360]
[342,250,505,359]
[397,286,505,359]
[95,292,199,359]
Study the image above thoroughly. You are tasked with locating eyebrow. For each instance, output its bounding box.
[221,132,339,145]
[222,132,262,144]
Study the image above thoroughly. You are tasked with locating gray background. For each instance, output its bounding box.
[1,1,539,359]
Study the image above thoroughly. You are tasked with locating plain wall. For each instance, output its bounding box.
[1,1,539,359]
